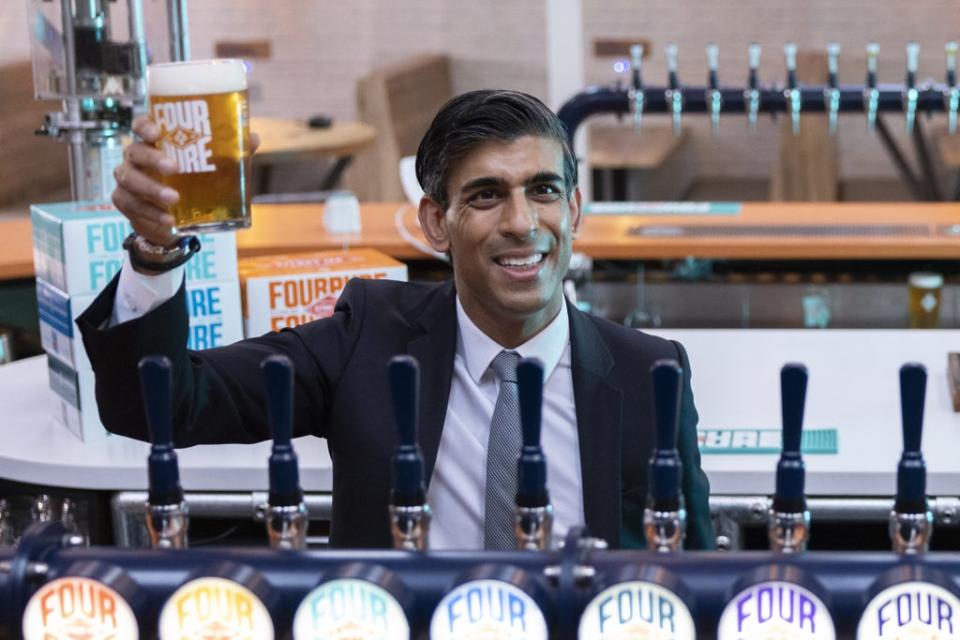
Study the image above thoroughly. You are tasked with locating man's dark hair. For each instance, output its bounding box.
[415,89,578,211]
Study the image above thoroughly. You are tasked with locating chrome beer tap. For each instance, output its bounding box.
[139,355,188,549]
[826,43,841,135]
[665,43,683,135]
[514,358,554,551]
[904,42,920,133]
[262,355,309,550]
[388,355,431,551]
[889,363,933,554]
[768,364,811,553]
[706,42,722,134]
[746,43,762,131]
[643,360,686,552]
[628,44,645,132]
[865,42,881,132]
[784,42,801,135]
[945,42,959,134]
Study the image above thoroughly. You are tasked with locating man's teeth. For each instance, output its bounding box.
[498,253,543,267]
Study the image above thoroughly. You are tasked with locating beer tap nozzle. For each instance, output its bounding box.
[768,363,811,553]
[706,43,722,134]
[628,44,645,132]
[784,42,801,135]
[890,363,933,554]
[746,43,762,131]
[514,358,554,551]
[262,355,308,550]
[905,43,920,133]
[644,360,686,552]
[946,42,959,134]
[865,42,881,132]
[665,43,683,136]
[139,355,188,549]
[826,43,841,135]
[388,355,431,551]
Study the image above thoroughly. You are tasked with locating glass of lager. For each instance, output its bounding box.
[908,271,943,329]
[147,59,251,233]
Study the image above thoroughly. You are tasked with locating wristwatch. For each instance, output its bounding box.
[123,232,201,273]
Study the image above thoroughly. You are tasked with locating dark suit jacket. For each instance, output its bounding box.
[78,276,714,549]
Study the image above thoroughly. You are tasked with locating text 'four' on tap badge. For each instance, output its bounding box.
[578,580,696,640]
[292,578,410,639]
[857,582,960,640]
[430,579,549,640]
[717,580,836,640]
[158,576,274,640]
[22,576,139,640]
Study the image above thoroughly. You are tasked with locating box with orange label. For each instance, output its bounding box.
[239,249,408,337]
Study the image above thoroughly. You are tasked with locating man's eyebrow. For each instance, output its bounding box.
[459,176,508,193]
[524,171,565,185]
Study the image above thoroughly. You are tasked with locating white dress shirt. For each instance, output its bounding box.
[113,264,585,549]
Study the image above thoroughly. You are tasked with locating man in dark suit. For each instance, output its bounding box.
[83,89,714,549]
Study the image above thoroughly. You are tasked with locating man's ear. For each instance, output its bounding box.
[418,196,450,252]
[569,186,583,238]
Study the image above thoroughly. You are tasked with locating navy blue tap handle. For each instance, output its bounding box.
[649,360,683,509]
[389,355,426,506]
[896,363,928,512]
[262,355,302,506]
[138,355,183,506]
[516,358,548,506]
[775,363,808,511]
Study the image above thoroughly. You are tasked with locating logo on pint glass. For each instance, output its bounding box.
[158,577,274,640]
[429,579,548,640]
[717,580,836,640]
[291,578,410,639]
[22,577,139,640]
[153,100,217,174]
[857,581,959,639]
[577,580,696,640]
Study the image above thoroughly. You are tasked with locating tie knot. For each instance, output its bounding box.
[489,350,521,383]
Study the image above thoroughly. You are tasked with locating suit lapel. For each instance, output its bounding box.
[568,302,623,547]
[406,281,458,486]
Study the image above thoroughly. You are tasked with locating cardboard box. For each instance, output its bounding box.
[31,201,238,296]
[38,278,244,371]
[240,249,408,336]
[47,355,107,441]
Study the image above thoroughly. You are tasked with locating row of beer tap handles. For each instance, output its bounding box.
[623,41,960,135]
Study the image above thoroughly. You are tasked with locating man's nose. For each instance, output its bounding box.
[499,189,538,238]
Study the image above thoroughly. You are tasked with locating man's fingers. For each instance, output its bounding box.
[132,115,161,142]
[113,164,179,207]
[124,142,177,174]
[112,189,177,246]
[250,131,260,154]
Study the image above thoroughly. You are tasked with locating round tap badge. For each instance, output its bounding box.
[578,581,696,640]
[430,579,549,640]
[857,581,960,639]
[718,580,835,640]
[22,576,139,640]
[292,578,410,640]
[159,576,274,640]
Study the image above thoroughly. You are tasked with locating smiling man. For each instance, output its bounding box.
[79,89,713,550]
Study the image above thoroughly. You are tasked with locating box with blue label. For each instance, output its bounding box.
[31,201,238,296]
[47,355,107,441]
[38,278,244,371]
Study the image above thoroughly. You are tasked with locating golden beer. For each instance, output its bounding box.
[147,59,251,233]
[908,271,943,329]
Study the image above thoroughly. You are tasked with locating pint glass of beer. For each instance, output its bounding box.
[147,59,251,233]
[908,271,943,329]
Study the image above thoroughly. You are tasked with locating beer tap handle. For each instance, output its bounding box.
[706,42,722,133]
[865,42,881,132]
[629,44,645,132]
[388,355,431,550]
[890,363,932,553]
[826,43,841,135]
[905,42,920,133]
[784,42,801,135]
[746,43,761,131]
[644,360,685,552]
[665,43,683,135]
[946,42,959,134]
[769,363,811,553]
[515,358,553,550]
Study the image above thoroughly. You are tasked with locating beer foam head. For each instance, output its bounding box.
[149,59,247,96]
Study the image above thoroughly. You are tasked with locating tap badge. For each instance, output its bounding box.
[718,580,835,640]
[22,576,139,640]
[578,580,695,640]
[429,579,548,640]
[857,581,960,639]
[158,577,273,640]
[292,578,410,640]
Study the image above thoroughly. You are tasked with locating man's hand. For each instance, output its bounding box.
[112,115,259,248]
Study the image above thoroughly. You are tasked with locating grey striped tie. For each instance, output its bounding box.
[484,350,522,550]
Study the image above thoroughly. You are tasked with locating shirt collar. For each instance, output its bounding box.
[456,296,570,385]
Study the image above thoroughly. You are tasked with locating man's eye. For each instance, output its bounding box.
[532,184,562,198]
[470,189,500,203]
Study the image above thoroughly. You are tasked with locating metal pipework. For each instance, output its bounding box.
[628,44,645,132]
[865,42,881,132]
[768,363,811,554]
[388,356,431,551]
[643,360,686,553]
[665,43,683,135]
[706,43,722,134]
[890,363,933,554]
[826,42,841,135]
[946,42,959,134]
[784,42,801,135]
[167,0,191,61]
[745,43,762,131]
[905,42,920,132]
[514,358,554,551]
[138,356,188,550]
